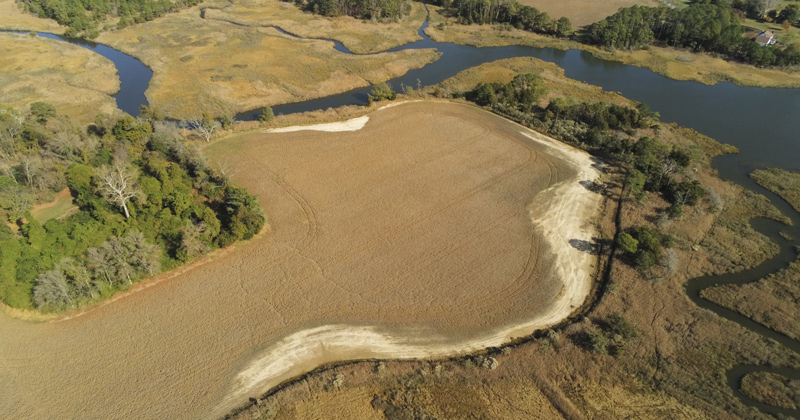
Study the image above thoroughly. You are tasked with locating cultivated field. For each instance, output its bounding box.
[516,0,657,28]
[96,8,438,120]
[0,33,119,123]
[0,102,603,419]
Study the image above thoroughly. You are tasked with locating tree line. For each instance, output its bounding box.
[283,0,412,20]
[586,0,800,68]
[0,103,264,311]
[17,0,201,37]
[429,0,572,37]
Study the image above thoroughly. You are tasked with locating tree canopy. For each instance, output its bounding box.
[0,102,264,311]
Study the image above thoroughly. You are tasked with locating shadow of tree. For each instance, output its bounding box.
[569,238,599,255]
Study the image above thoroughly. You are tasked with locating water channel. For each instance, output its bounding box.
[7,12,800,417]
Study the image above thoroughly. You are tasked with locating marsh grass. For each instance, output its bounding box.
[425,5,800,88]
[0,33,119,123]
[98,10,439,119]
[205,0,430,54]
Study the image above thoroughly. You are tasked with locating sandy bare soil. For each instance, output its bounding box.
[0,102,601,419]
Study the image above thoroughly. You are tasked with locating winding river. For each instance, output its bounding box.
[9,12,800,417]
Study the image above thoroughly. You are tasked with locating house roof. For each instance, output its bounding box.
[755,31,775,44]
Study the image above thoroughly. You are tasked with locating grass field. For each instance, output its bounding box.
[0,0,63,32]
[96,8,438,120]
[0,33,119,124]
[30,188,78,223]
[516,0,658,28]
[205,0,429,54]
[0,101,604,419]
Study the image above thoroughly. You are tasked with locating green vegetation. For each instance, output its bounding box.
[258,106,275,124]
[367,82,397,104]
[617,225,673,271]
[0,103,264,311]
[750,167,800,212]
[430,0,572,37]
[286,0,411,19]
[586,1,800,67]
[571,313,639,355]
[17,0,201,37]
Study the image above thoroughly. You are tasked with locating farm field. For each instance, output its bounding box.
[516,0,658,28]
[0,101,603,419]
[0,32,119,123]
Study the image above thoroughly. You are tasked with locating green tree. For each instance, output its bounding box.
[258,106,274,124]
[30,102,56,124]
[616,232,639,254]
[367,82,397,104]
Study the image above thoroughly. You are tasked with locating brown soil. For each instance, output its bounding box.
[0,102,601,419]
[515,0,658,28]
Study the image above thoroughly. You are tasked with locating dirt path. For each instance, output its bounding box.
[0,102,602,419]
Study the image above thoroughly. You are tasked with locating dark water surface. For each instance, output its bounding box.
[8,16,800,417]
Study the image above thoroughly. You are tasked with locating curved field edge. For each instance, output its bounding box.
[206,101,605,417]
[0,100,603,419]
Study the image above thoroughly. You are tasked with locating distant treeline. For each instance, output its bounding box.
[428,0,572,37]
[284,0,412,20]
[0,103,264,311]
[586,1,800,67]
[17,0,201,36]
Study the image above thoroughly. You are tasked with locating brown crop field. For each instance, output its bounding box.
[0,101,603,419]
[516,0,658,28]
[96,8,438,120]
[0,33,119,124]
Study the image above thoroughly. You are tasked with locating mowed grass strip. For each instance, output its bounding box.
[31,188,78,223]
[0,33,119,123]
[97,10,439,120]
[205,0,429,54]
[0,102,585,419]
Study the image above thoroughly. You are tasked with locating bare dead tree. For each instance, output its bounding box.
[180,222,209,259]
[18,154,42,186]
[189,117,219,143]
[33,270,73,310]
[0,154,16,183]
[95,162,143,219]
